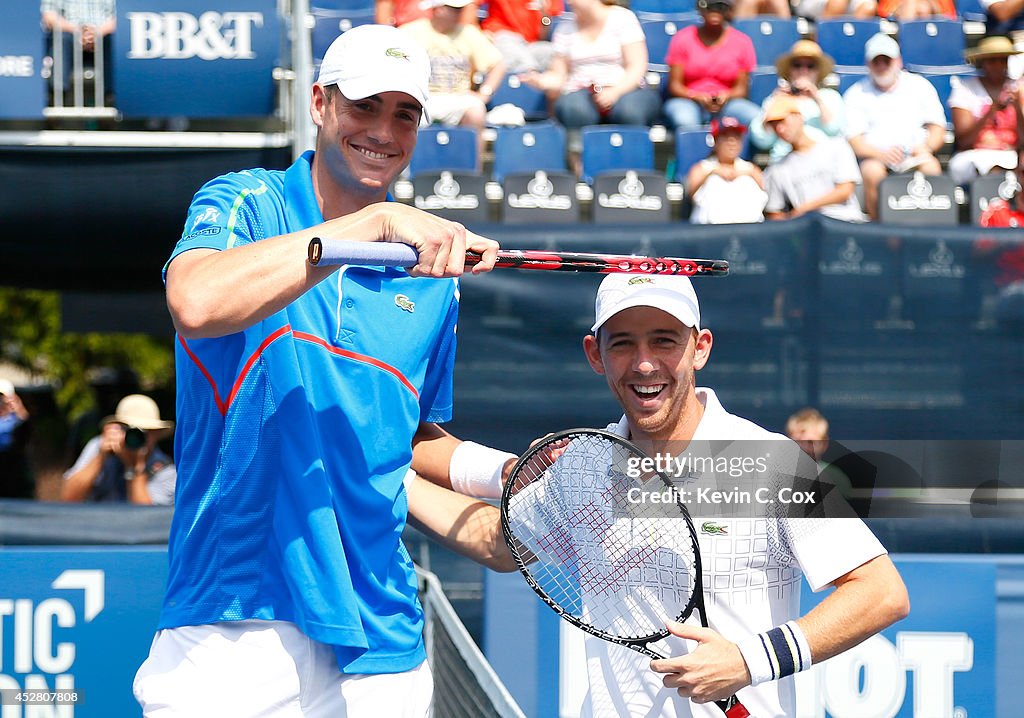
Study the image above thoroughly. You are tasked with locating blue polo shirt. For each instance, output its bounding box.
[160,151,458,674]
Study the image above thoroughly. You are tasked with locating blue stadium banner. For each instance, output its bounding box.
[0,1,45,119]
[796,557,996,718]
[0,547,167,718]
[113,0,280,118]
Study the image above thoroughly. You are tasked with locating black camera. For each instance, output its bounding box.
[124,426,147,450]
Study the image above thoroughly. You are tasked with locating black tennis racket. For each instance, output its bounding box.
[500,428,750,718]
[308,238,729,276]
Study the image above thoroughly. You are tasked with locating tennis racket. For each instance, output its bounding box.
[500,428,750,718]
[308,238,729,276]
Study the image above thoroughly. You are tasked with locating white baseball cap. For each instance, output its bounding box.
[317,25,431,111]
[864,33,901,61]
[592,274,701,332]
[0,378,14,396]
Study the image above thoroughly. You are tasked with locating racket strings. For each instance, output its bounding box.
[506,433,700,640]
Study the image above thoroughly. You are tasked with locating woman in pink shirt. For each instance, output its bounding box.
[662,0,760,131]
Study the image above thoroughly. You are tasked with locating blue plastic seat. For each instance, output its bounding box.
[748,69,779,105]
[920,69,977,124]
[311,8,376,61]
[898,19,967,70]
[492,123,568,184]
[632,0,697,16]
[641,15,700,73]
[488,75,548,123]
[732,17,801,69]
[580,125,655,185]
[816,18,883,68]
[409,127,479,178]
[674,128,714,182]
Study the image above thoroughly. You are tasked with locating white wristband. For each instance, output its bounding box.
[737,620,812,687]
[449,441,516,499]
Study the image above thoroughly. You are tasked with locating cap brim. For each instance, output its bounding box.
[592,295,699,332]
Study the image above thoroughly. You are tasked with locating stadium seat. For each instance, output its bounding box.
[815,18,883,68]
[501,170,580,224]
[674,128,714,182]
[877,172,959,225]
[898,19,969,72]
[641,16,700,73]
[956,0,987,22]
[412,171,489,225]
[311,8,376,61]
[748,69,779,105]
[920,69,976,124]
[492,123,567,184]
[632,0,697,17]
[487,75,548,123]
[580,125,655,185]
[732,18,801,69]
[592,170,671,223]
[409,126,478,178]
[835,69,869,95]
[969,171,1020,224]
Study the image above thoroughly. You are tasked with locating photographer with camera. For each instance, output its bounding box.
[62,394,176,505]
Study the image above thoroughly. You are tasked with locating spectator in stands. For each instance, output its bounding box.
[750,40,845,165]
[41,0,116,103]
[518,0,660,130]
[734,0,792,18]
[797,0,877,21]
[687,117,768,223]
[980,147,1024,225]
[64,366,140,467]
[844,34,945,221]
[401,0,506,143]
[61,394,176,505]
[662,0,760,132]
[785,407,854,500]
[949,36,1024,186]
[763,95,868,222]
[0,378,34,500]
[981,0,1024,36]
[874,0,955,20]
[481,0,564,74]
[377,0,477,27]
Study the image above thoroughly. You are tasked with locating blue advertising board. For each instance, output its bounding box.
[114,0,280,118]
[0,1,45,119]
[488,555,1000,718]
[0,548,166,718]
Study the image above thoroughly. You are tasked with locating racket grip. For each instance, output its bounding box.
[723,702,751,718]
[308,238,420,267]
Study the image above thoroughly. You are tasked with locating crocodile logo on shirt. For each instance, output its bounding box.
[386,47,411,61]
[701,521,728,535]
[395,294,415,313]
[628,277,653,285]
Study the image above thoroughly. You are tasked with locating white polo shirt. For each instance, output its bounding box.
[843,71,947,151]
[578,388,886,718]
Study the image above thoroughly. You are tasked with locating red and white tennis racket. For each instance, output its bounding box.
[308,238,729,276]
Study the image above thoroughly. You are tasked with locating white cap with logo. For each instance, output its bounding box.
[317,25,431,110]
[864,33,901,61]
[592,274,702,332]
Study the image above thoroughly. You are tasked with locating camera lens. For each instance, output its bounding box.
[124,427,147,450]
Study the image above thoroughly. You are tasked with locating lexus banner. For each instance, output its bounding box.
[114,0,280,118]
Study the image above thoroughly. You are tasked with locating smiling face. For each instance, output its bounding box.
[583,306,713,442]
[311,84,422,214]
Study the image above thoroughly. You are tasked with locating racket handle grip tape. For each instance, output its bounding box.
[309,238,419,267]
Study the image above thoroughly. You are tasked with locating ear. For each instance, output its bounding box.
[692,328,713,371]
[310,84,328,129]
[583,334,605,375]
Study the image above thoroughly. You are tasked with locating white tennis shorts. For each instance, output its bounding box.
[133,620,433,718]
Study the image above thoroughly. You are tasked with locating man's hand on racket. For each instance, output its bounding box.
[650,621,752,705]
[373,203,498,277]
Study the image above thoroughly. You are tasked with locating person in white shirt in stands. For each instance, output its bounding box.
[763,95,868,222]
[687,116,767,224]
[843,33,946,220]
[403,274,910,718]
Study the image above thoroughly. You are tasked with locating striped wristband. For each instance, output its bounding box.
[449,441,517,499]
[737,621,813,686]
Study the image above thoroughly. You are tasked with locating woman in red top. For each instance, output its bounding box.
[662,0,760,132]
[949,36,1024,186]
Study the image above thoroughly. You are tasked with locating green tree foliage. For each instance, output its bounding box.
[0,288,175,421]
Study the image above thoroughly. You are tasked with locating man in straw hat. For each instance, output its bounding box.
[62,393,176,505]
[949,36,1024,186]
[134,24,503,718]
[843,33,946,220]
